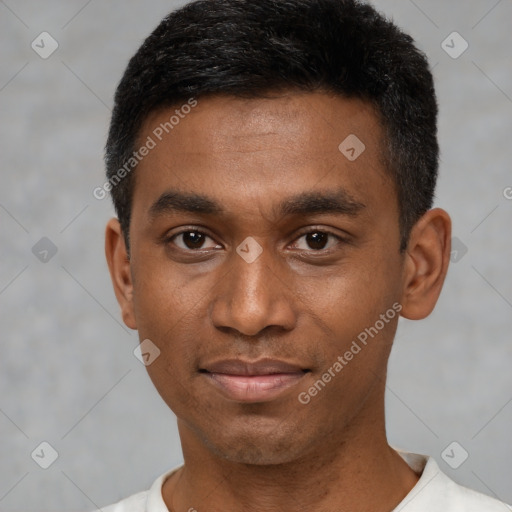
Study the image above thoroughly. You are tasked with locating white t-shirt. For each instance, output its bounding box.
[100,450,511,512]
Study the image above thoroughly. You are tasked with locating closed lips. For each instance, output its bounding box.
[200,358,310,403]
[200,358,309,376]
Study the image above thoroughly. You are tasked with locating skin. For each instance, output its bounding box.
[105,91,451,512]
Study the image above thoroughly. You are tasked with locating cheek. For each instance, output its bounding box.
[131,253,209,330]
[300,252,401,356]
[137,301,203,415]
[296,269,400,413]
[130,263,207,383]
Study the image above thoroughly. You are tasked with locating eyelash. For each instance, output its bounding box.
[164,227,347,253]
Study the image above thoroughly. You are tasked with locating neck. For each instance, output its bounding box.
[163,388,419,512]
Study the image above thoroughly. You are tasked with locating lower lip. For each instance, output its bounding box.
[204,372,306,403]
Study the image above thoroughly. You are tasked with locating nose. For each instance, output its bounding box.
[210,244,297,336]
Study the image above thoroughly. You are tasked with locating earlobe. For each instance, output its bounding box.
[105,218,137,330]
[400,208,452,320]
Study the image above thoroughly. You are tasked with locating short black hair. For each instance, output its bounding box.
[105,0,438,251]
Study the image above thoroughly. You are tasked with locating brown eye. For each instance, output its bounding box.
[170,230,221,251]
[305,232,329,250]
[182,231,206,249]
[292,231,341,251]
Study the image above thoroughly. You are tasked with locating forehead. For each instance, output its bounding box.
[132,92,393,218]
[142,92,382,153]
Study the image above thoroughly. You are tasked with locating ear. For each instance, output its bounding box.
[105,218,137,330]
[400,208,451,320]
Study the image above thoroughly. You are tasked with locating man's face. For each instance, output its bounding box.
[125,92,406,464]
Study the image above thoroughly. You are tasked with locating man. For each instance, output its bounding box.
[101,0,510,510]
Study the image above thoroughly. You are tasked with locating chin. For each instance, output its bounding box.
[194,416,315,466]
[209,438,302,466]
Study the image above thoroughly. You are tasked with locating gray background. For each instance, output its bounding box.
[0,0,511,510]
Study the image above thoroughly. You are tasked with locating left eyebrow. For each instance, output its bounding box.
[277,189,366,217]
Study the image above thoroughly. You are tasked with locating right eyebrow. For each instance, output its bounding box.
[148,191,224,219]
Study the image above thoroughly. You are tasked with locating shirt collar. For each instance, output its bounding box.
[145,451,452,512]
[146,465,182,512]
